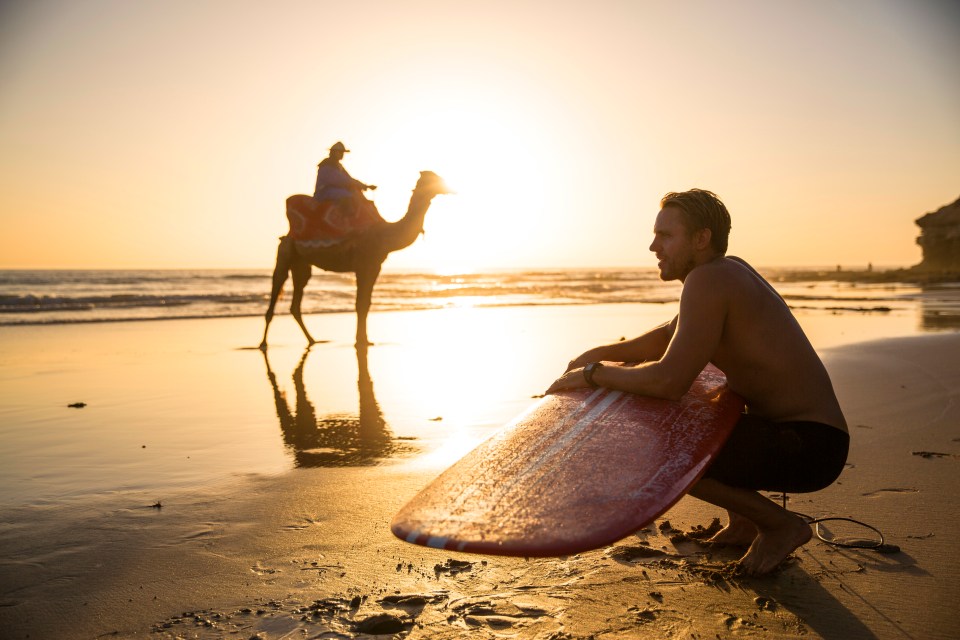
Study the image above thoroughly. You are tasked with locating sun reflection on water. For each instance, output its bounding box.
[372,305,545,469]
[413,426,487,471]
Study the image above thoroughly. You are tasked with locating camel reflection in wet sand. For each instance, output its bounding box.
[262,346,414,467]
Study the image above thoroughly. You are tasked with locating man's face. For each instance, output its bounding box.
[649,206,698,282]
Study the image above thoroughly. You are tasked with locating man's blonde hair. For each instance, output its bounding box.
[660,189,732,255]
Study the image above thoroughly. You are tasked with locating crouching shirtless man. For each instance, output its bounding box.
[547,189,848,576]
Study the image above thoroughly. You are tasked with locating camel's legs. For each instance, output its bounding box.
[355,264,381,347]
[290,257,316,345]
[260,238,293,350]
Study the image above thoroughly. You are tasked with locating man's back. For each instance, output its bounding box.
[694,257,847,431]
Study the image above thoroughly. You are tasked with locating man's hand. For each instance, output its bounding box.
[564,349,605,373]
[546,367,590,394]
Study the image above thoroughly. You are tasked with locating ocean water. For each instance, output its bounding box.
[2,267,959,330]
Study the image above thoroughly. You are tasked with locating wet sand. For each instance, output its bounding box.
[0,305,958,639]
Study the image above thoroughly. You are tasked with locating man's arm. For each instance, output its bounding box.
[549,267,727,399]
[317,164,370,191]
[564,317,677,372]
[339,166,375,191]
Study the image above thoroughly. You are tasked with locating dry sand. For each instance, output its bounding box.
[0,305,958,639]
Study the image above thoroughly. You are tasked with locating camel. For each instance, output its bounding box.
[260,171,451,349]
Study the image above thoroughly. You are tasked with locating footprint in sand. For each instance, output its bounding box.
[379,593,447,615]
[626,606,696,636]
[447,594,556,632]
[352,613,411,635]
[723,613,763,632]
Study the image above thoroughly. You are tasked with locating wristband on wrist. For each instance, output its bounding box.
[583,362,603,388]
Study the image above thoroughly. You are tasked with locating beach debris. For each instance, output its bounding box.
[906,532,935,539]
[754,596,777,611]
[631,607,659,623]
[608,545,668,562]
[657,519,678,534]
[682,560,746,585]
[249,562,282,576]
[151,608,233,634]
[912,450,955,459]
[862,487,919,497]
[687,518,723,539]
[434,558,474,576]
[671,518,724,544]
[306,597,353,616]
[151,500,162,509]
[67,402,87,408]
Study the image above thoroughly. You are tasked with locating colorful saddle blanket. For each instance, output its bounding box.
[285,195,385,248]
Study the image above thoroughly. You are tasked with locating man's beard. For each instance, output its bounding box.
[658,255,696,282]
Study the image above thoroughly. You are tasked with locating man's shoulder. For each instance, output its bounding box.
[687,257,741,283]
[685,257,765,297]
[688,257,785,311]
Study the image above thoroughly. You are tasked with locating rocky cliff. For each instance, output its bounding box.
[914,196,960,272]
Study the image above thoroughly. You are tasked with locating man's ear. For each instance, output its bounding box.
[695,228,713,251]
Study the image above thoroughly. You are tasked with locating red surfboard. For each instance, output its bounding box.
[392,364,744,557]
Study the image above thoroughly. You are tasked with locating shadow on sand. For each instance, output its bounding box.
[658,528,925,639]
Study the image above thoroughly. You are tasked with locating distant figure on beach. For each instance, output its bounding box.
[314,141,377,220]
[547,188,849,576]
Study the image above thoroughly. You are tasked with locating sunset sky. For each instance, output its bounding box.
[1,0,958,272]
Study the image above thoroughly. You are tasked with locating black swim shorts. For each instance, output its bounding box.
[702,414,849,493]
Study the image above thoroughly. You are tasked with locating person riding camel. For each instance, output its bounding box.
[313,141,377,222]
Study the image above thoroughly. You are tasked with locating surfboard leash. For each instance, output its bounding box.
[777,494,901,554]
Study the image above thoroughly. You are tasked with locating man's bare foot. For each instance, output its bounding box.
[708,522,758,547]
[707,511,758,547]
[737,514,812,576]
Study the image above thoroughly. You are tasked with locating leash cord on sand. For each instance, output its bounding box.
[779,494,900,554]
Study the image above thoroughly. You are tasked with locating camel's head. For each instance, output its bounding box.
[415,171,454,196]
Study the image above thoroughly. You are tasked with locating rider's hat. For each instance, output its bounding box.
[330,141,349,153]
